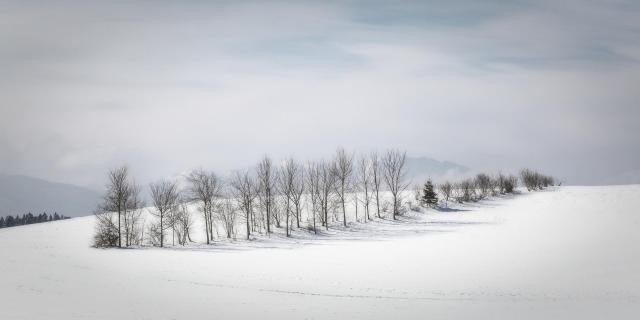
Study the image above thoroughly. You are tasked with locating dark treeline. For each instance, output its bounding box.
[93,147,556,248]
[0,212,69,229]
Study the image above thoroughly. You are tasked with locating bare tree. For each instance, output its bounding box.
[475,173,492,199]
[97,165,130,248]
[357,155,372,221]
[542,175,555,188]
[93,211,119,248]
[149,179,180,248]
[218,198,238,239]
[489,175,500,196]
[306,161,321,234]
[438,181,453,208]
[230,171,257,240]
[317,160,336,230]
[456,178,475,202]
[290,160,305,229]
[333,147,354,227]
[271,195,284,229]
[95,168,140,247]
[186,169,221,244]
[174,202,193,245]
[277,158,297,237]
[349,178,360,222]
[505,175,518,193]
[520,168,536,191]
[257,156,277,234]
[167,200,180,246]
[382,149,408,220]
[496,173,507,194]
[370,151,383,219]
[520,168,554,190]
[123,181,144,246]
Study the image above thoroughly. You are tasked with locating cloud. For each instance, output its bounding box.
[1,0,639,187]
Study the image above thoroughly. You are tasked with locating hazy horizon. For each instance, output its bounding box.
[2,0,639,189]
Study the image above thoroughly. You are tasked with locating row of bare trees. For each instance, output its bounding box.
[520,168,555,191]
[434,172,520,206]
[93,168,203,248]
[229,148,409,238]
[94,148,410,248]
[418,169,555,209]
[94,157,557,248]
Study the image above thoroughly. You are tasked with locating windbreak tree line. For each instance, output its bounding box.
[94,148,410,248]
[0,212,68,229]
[416,168,556,209]
[92,147,555,248]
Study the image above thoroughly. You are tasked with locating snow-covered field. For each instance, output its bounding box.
[1,185,639,319]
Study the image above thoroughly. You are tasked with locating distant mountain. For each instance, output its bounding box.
[404,156,469,184]
[0,174,101,218]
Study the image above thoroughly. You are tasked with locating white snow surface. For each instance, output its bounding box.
[1,185,639,319]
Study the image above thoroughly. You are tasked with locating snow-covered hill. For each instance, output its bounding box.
[1,186,638,319]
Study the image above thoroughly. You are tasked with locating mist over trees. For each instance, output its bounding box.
[91,148,556,248]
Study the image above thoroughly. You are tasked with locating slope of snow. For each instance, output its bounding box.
[1,186,639,319]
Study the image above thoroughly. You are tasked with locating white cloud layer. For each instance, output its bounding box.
[1,0,639,187]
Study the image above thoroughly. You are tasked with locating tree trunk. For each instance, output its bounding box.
[160,213,164,248]
[266,199,271,234]
[123,209,128,247]
[342,201,347,227]
[325,207,329,230]
[375,191,381,218]
[204,206,210,244]
[208,209,215,241]
[364,187,370,221]
[118,206,122,248]
[246,209,251,240]
[342,183,347,227]
[392,195,397,220]
[285,199,290,237]
[354,195,358,222]
[312,208,317,234]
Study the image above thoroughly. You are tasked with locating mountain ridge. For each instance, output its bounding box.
[0,174,101,218]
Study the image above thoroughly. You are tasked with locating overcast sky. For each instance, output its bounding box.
[1,0,639,189]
